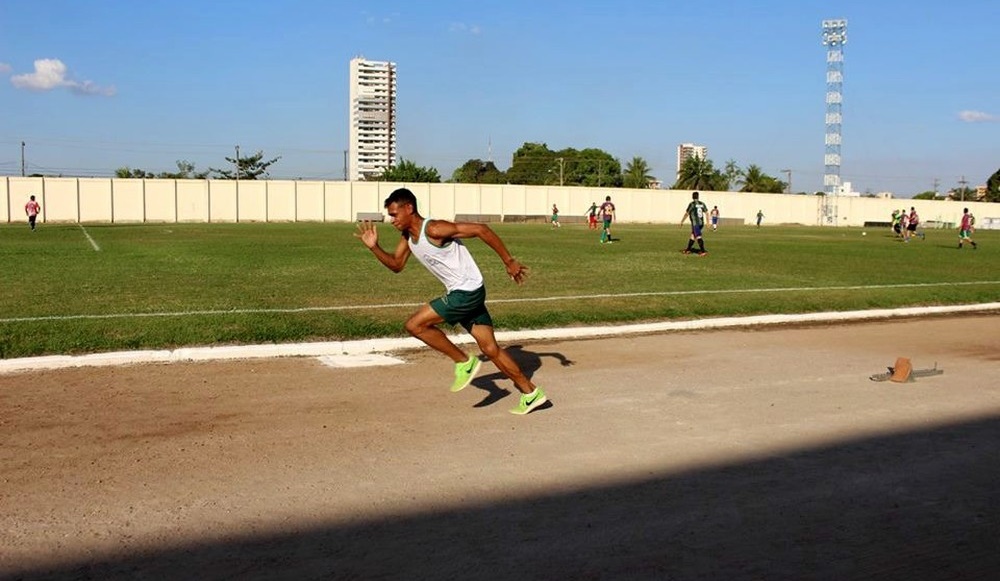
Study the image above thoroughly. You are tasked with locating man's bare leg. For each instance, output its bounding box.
[469,324,536,395]
[404,304,468,363]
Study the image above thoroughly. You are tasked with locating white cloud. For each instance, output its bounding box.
[362,11,399,25]
[10,58,116,96]
[958,110,997,122]
[449,22,482,35]
[0,62,11,74]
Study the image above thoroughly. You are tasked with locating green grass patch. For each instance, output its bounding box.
[1,221,997,358]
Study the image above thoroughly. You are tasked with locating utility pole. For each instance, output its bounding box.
[21,141,25,176]
[958,175,967,202]
[343,150,349,181]
[933,178,939,197]
[781,168,792,194]
[556,157,564,186]
[235,145,241,180]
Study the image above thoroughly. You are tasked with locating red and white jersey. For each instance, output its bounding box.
[908,210,919,225]
[961,213,974,230]
[25,200,41,216]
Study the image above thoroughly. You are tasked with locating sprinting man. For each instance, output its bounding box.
[710,206,720,231]
[756,209,764,228]
[25,195,41,231]
[585,202,598,230]
[958,207,978,250]
[551,204,561,228]
[681,191,709,256]
[354,187,548,415]
[599,195,615,243]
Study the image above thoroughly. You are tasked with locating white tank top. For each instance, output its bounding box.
[407,218,484,292]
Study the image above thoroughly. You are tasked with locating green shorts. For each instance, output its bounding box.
[960,229,973,240]
[429,286,493,332]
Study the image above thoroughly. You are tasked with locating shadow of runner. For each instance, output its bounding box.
[470,345,574,408]
[9,416,1000,580]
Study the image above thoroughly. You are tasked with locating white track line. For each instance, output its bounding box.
[1,302,999,375]
[78,224,101,251]
[1,280,999,324]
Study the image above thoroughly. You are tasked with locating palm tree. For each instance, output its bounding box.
[674,155,723,190]
[723,159,744,191]
[740,164,767,192]
[623,156,654,189]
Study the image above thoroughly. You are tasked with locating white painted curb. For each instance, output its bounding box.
[2,303,998,375]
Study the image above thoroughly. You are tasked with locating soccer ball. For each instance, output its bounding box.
[862,231,867,236]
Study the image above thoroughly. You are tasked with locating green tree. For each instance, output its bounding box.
[210,150,281,180]
[115,167,153,179]
[673,155,724,190]
[949,186,977,201]
[505,142,557,185]
[451,159,506,184]
[985,168,1000,202]
[504,143,625,187]
[622,157,655,189]
[722,159,744,191]
[912,191,939,200]
[378,158,441,183]
[740,164,786,193]
[158,160,209,179]
[571,148,622,187]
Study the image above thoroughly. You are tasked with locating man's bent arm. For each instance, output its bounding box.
[369,234,410,273]
[427,220,528,283]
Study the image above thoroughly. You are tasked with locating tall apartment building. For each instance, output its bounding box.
[676,143,708,177]
[349,57,397,181]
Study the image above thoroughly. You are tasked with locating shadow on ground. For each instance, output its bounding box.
[471,345,574,408]
[7,417,999,581]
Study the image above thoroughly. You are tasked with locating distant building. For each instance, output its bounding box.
[676,143,708,178]
[349,57,397,181]
[834,180,861,197]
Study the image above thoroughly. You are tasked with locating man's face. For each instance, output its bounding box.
[386,201,413,231]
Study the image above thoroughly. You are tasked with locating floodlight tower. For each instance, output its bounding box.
[822,19,847,197]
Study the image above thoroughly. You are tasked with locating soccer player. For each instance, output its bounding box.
[710,206,720,231]
[25,195,41,231]
[598,196,615,243]
[551,204,561,228]
[958,207,978,250]
[585,202,598,230]
[681,191,709,256]
[354,187,548,415]
[907,207,925,241]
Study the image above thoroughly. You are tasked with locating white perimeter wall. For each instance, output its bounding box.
[2,177,994,228]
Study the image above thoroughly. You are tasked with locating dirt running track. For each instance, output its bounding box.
[2,314,999,580]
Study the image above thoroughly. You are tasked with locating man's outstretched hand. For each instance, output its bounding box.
[354,220,379,249]
[506,259,529,285]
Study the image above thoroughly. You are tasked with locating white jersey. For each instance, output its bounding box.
[407,218,484,292]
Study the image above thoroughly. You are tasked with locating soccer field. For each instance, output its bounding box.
[1,221,997,358]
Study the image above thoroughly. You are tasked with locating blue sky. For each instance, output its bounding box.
[1,0,997,196]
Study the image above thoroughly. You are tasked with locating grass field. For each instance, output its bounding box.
[1,220,997,359]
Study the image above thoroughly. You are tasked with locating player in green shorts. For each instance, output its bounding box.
[355,187,549,415]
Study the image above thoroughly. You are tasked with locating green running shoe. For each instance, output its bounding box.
[450,354,481,392]
[509,388,547,415]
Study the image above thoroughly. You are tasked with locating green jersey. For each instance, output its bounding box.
[686,200,708,227]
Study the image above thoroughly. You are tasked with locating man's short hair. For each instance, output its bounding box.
[384,188,418,211]
[692,191,700,199]
[605,195,611,201]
